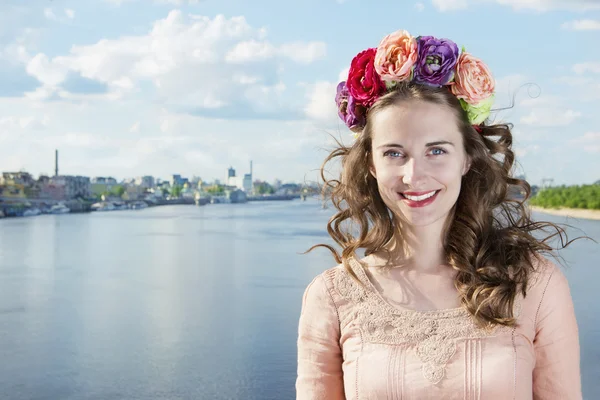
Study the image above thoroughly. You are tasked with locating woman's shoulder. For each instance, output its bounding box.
[518,253,572,318]
[527,253,567,292]
[308,255,362,277]
[305,257,371,303]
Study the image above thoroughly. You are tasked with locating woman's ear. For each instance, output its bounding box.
[462,156,472,176]
[369,161,377,179]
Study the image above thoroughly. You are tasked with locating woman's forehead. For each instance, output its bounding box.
[371,102,462,144]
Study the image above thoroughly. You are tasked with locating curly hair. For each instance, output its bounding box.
[308,82,575,328]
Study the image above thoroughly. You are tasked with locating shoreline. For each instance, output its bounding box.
[530,206,600,221]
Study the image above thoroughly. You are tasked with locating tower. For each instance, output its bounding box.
[227,166,236,186]
[54,149,59,177]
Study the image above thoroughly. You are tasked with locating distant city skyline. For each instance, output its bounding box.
[0,1,598,186]
[8,149,296,186]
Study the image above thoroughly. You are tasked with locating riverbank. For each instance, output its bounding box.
[0,198,195,218]
[0,195,302,219]
[530,206,600,221]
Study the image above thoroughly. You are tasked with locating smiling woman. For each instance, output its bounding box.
[297,28,582,400]
[368,99,470,227]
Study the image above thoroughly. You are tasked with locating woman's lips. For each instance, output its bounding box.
[399,190,440,208]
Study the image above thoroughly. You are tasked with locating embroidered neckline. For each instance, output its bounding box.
[334,257,519,384]
[352,257,465,315]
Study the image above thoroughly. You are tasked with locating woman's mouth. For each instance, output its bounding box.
[399,190,440,208]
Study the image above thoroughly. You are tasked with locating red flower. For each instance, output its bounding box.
[346,48,386,107]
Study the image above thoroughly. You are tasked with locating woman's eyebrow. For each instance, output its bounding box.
[376,140,455,149]
[426,140,455,147]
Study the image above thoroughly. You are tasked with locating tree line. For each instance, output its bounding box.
[529,184,600,210]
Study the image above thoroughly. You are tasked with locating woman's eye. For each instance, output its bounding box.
[430,148,446,156]
[383,150,402,158]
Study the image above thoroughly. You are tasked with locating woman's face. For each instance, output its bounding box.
[369,100,471,227]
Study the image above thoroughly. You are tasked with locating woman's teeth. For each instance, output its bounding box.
[403,191,437,201]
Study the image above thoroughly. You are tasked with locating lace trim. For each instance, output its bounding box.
[334,258,520,384]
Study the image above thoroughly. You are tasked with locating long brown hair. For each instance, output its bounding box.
[308,82,575,328]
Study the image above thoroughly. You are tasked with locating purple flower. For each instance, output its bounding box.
[335,81,366,131]
[413,36,459,87]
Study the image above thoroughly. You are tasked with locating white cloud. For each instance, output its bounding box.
[508,86,581,128]
[554,74,600,101]
[242,82,287,113]
[573,62,600,74]
[570,132,600,153]
[496,74,528,92]
[225,40,276,63]
[232,73,260,85]
[432,0,600,12]
[26,53,69,86]
[53,132,114,148]
[495,0,600,11]
[520,109,582,127]
[0,26,39,66]
[555,75,594,86]
[24,86,60,101]
[130,121,141,133]
[304,81,338,121]
[0,43,30,65]
[415,2,426,11]
[576,132,600,141]
[303,67,355,122]
[514,144,539,158]
[519,94,560,108]
[561,19,600,30]
[23,11,326,118]
[338,68,349,82]
[42,7,76,23]
[0,116,48,132]
[43,8,57,20]
[0,115,49,142]
[432,0,469,11]
[279,42,327,64]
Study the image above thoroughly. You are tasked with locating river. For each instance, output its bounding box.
[0,200,597,399]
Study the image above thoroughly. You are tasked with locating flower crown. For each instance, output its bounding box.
[335,30,495,134]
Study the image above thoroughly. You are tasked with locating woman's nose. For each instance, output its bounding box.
[401,158,427,187]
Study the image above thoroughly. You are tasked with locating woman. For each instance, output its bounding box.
[296,30,581,399]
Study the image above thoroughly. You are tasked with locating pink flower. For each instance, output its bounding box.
[374,30,418,82]
[450,51,495,104]
[347,48,386,107]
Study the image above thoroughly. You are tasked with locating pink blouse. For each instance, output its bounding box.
[296,256,581,400]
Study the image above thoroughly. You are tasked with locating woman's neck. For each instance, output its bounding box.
[375,217,449,273]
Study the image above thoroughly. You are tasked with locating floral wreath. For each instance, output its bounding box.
[335,30,495,135]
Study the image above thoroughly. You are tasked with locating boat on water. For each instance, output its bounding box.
[91,202,116,212]
[49,204,70,214]
[130,201,148,210]
[195,193,210,206]
[23,208,42,217]
[114,202,128,211]
[92,200,148,211]
[210,195,231,204]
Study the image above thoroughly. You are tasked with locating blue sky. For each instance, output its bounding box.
[0,0,598,185]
